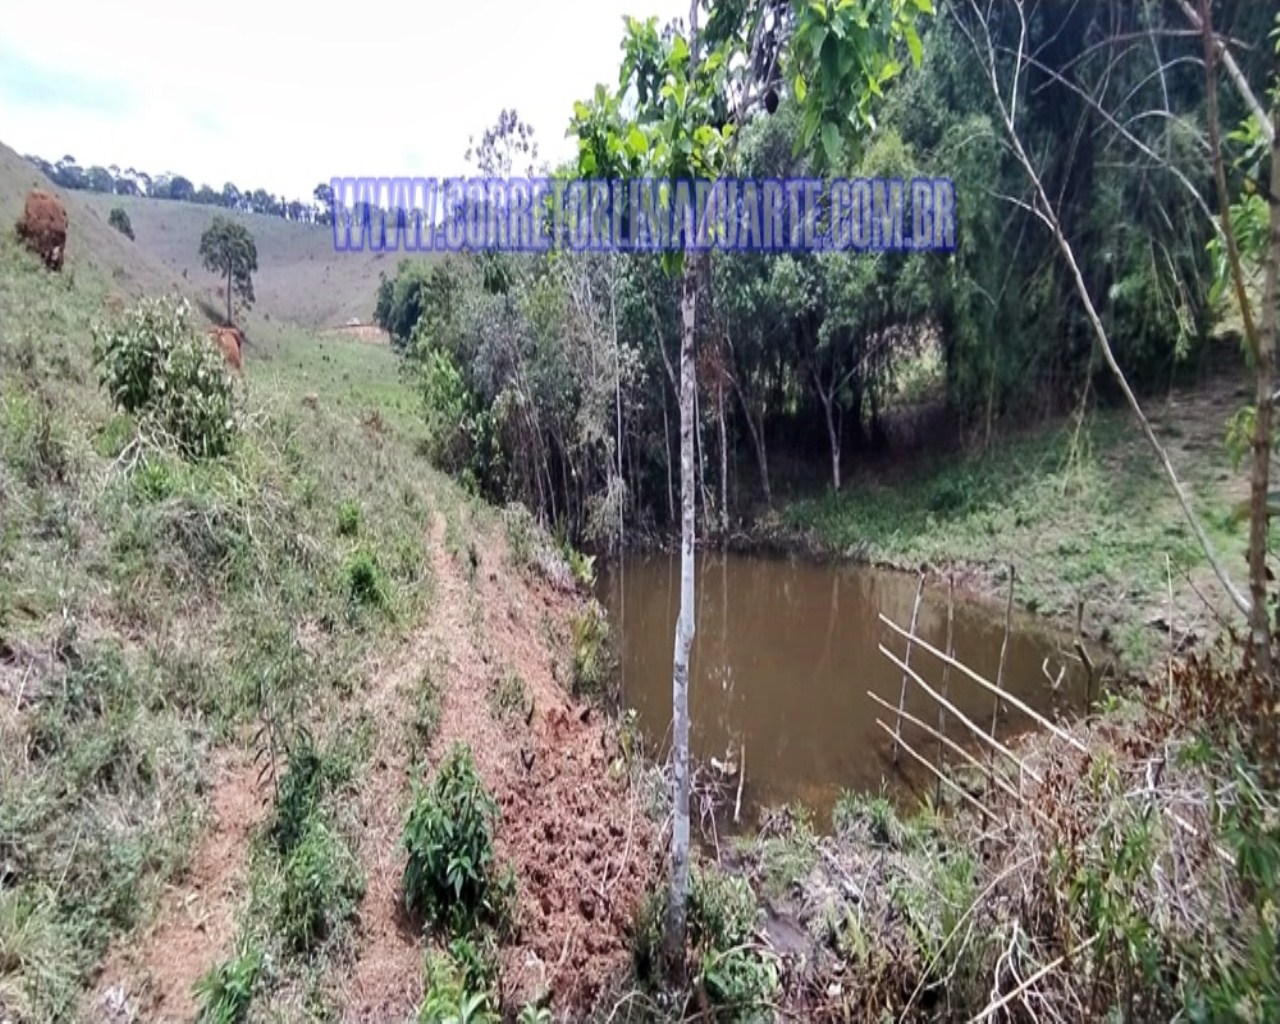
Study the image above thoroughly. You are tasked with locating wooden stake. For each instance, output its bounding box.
[891,572,927,765]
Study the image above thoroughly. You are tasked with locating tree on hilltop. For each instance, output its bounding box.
[200,215,258,324]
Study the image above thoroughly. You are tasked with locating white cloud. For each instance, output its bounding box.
[0,0,688,199]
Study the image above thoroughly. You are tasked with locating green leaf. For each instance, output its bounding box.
[794,72,808,103]
[626,125,647,158]
[904,23,923,67]
[809,25,829,62]
[821,122,843,167]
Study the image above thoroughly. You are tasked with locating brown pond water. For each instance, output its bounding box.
[597,552,1090,828]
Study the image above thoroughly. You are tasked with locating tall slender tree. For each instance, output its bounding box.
[570,0,933,972]
[199,215,258,324]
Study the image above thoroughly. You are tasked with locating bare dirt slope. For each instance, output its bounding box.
[89,753,268,1023]
[84,508,657,1022]
[340,512,658,1020]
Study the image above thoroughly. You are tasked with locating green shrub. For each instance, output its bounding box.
[446,933,499,999]
[336,499,361,537]
[107,206,134,240]
[696,944,780,1020]
[689,864,760,953]
[629,888,666,985]
[689,866,777,1021]
[276,816,364,953]
[345,548,389,610]
[91,294,238,459]
[401,743,512,935]
[130,452,181,502]
[272,731,325,855]
[832,788,907,849]
[570,600,611,696]
[418,948,499,1024]
[564,546,596,589]
[631,867,778,1018]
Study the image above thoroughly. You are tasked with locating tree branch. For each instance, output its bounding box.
[1174,0,1275,144]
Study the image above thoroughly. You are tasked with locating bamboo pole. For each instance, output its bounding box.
[987,565,1015,788]
[989,565,1015,740]
[874,721,993,821]
[869,691,1038,817]
[733,743,746,825]
[890,572,927,765]
[1074,597,1095,714]
[935,574,955,806]
[878,643,1043,784]
[879,615,1087,754]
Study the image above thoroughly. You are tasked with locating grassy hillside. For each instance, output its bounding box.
[76,190,399,331]
[0,140,653,1020]
[0,143,191,305]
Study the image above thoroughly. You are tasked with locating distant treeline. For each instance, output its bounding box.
[23,154,335,226]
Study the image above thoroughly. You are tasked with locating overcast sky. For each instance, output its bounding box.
[0,0,688,201]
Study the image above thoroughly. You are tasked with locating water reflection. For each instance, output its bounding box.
[597,552,1087,827]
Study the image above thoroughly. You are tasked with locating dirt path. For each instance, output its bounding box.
[86,512,656,1022]
[88,750,267,1023]
[341,513,657,1020]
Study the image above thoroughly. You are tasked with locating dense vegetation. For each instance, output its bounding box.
[373,1,1273,550]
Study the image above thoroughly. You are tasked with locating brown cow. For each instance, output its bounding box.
[208,326,244,372]
[15,189,68,271]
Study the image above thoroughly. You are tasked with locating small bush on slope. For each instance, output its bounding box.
[91,293,238,459]
[402,743,515,938]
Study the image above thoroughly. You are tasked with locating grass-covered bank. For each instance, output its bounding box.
[0,230,664,1022]
[776,385,1253,672]
[0,233,442,1019]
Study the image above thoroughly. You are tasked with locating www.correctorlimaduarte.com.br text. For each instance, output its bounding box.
[328,176,955,254]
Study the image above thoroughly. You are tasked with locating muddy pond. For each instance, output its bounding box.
[597,552,1090,828]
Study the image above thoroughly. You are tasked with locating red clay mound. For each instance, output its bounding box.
[15,189,68,271]
[208,326,244,372]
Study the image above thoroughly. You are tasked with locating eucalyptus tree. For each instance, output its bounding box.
[570,0,934,971]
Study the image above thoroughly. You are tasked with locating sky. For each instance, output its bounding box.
[0,0,689,202]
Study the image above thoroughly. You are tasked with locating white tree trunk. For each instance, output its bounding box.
[664,255,698,969]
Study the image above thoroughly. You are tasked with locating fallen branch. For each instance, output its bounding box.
[966,933,1099,1024]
